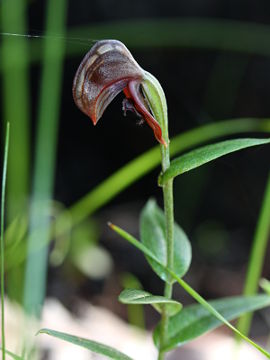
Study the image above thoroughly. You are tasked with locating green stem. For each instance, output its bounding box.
[158,181,174,360]
[3,119,270,270]
[57,118,270,236]
[158,133,174,359]
[237,171,270,336]
[110,223,270,359]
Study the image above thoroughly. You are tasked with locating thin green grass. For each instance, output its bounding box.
[109,223,270,359]
[17,18,270,64]
[237,172,270,336]
[1,0,30,302]
[1,0,29,220]
[23,0,68,317]
[2,118,268,264]
[54,118,270,238]
[0,347,23,360]
[4,18,270,67]
[0,13,268,359]
[1,123,10,360]
[1,119,269,274]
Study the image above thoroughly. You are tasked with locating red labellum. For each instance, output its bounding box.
[124,81,166,146]
[72,39,166,145]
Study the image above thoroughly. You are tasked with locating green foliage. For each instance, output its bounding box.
[109,223,270,358]
[154,295,270,351]
[1,0,30,303]
[24,19,270,62]
[119,289,182,316]
[57,118,270,237]
[23,0,68,317]
[159,138,270,185]
[1,13,270,360]
[38,329,134,360]
[2,121,270,274]
[140,200,191,282]
[237,172,270,337]
[1,0,30,222]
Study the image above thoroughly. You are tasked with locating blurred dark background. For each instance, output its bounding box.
[1,0,270,334]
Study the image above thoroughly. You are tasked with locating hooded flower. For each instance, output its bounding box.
[72,39,166,146]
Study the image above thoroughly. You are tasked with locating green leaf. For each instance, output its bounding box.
[140,199,191,283]
[108,223,270,359]
[159,138,270,185]
[154,294,270,351]
[119,289,182,316]
[50,118,270,243]
[37,329,134,360]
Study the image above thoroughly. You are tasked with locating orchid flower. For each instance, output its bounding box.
[72,39,167,146]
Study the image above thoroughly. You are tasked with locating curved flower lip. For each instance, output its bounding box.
[72,39,166,146]
[124,80,166,146]
[91,76,140,125]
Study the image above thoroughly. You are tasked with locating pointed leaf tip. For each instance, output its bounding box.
[38,328,134,360]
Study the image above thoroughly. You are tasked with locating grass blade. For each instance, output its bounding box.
[23,0,68,317]
[153,295,270,351]
[1,0,30,220]
[159,138,270,185]
[54,118,270,238]
[1,123,10,360]
[0,348,23,360]
[3,119,270,267]
[38,329,134,360]
[22,18,270,63]
[237,172,270,336]
[109,223,270,358]
[1,0,30,302]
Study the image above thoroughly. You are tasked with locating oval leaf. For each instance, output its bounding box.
[38,329,134,360]
[154,294,270,351]
[140,199,191,282]
[159,138,270,185]
[119,289,182,316]
[109,223,270,358]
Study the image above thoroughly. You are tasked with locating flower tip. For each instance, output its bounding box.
[90,114,98,126]
[161,138,167,147]
[154,129,167,147]
[107,222,116,230]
